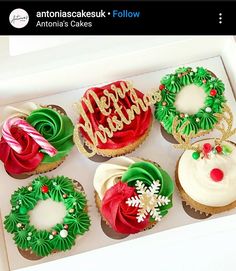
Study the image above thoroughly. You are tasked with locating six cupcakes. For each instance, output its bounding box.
[1,67,235,260]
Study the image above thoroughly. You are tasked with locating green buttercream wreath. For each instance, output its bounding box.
[4,176,90,257]
[155,67,226,135]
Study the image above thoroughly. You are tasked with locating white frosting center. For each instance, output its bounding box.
[29,199,66,230]
[93,156,141,199]
[178,139,236,207]
[174,84,206,114]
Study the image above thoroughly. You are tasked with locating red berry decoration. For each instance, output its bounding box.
[215,145,222,153]
[210,168,224,182]
[210,89,217,96]
[159,84,165,91]
[203,143,212,154]
[41,185,49,193]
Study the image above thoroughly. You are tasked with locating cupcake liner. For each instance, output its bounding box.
[45,104,67,116]
[18,248,44,261]
[160,119,224,144]
[175,141,236,215]
[94,191,129,239]
[207,69,217,78]
[100,218,129,240]
[181,201,212,220]
[160,125,179,144]
[82,142,112,163]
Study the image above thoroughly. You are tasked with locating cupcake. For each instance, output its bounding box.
[73,81,153,157]
[155,67,226,137]
[93,157,174,234]
[4,175,90,259]
[0,102,74,178]
[174,104,236,214]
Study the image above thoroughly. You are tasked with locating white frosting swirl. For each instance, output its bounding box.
[0,102,41,127]
[93,156,141,199]
[178,139,236,207]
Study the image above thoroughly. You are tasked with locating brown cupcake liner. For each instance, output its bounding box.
[79,115,153,158]
[207,69,217,78]
[45,105,67,116]
[6,104,70,180]
[18,247,60,261]
[95,191,157,239]
[175,140,236,215]
[17,177,90,260]
[160,119,224,144]
[18,248,44,261]
[181,201,212,220]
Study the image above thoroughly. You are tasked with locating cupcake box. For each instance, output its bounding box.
[1,38,236,270]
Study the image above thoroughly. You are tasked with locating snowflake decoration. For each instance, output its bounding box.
[126,180,170,223]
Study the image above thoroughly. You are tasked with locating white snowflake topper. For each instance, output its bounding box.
[126,180,170,223]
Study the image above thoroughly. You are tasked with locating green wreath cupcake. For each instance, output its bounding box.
[4,176,90,259]
[155,67,226,137]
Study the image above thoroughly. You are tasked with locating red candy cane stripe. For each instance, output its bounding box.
[2,117,57,157]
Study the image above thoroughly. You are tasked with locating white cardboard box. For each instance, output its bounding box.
[1,36,236,271]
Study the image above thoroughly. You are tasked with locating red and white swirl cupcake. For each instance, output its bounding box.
[75,81,152,157]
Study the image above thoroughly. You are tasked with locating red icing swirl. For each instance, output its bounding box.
[0,127,44,174]
[101,181,149,234]
[79,81,152,149]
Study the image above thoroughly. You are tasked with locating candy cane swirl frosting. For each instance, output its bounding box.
[178,139,236,206]
[0,102,74,175]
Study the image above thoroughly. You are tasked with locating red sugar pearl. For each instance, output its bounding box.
[210,168,224,182]
[203,143,212,154]
[159,84,165,91]
[215,145,222,153]
[41,185,49,193]
[210,89,217,96]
